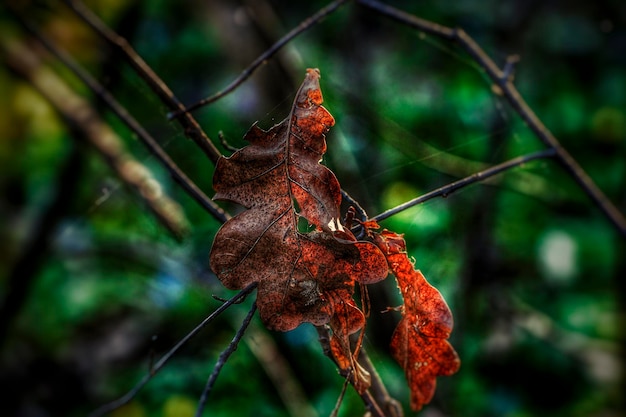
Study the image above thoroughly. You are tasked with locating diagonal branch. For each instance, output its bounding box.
[315,326,391,417]
[372,149,557,222]
[195,301,257,417]
[13,14,230,224]
[168,0,352,118]
[2,36,190,239]
[358,0,626,238]
[358,349,404,417]
[88,283,257,417]
[62,0,223,164]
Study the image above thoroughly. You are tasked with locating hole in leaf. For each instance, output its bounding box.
[297,215,316,234]
[292,197,301,213]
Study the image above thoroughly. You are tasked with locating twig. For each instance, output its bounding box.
[358,0,626,238]
[501,54,520,82]
[195,301,257,417]
[358,0,455,38]
[88,283,257,417]
[14,14,230,224]
[372,149,556,222]
[168,0,352,118]
[2,36,189,239]
[358,349,403,417]
[329,376,351,417]
[61,0,223,164]
[315,326,388,417]
[218,130,240,154]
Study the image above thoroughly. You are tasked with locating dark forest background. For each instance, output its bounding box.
[1,0,625,416]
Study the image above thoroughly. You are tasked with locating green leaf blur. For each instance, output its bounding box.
[0,1,623,416]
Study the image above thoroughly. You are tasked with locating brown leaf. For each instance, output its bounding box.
[209,69,388,333]
[372,228,461,411]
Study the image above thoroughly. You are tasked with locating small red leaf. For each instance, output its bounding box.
[373,229,460,411]
[327,293,371,393]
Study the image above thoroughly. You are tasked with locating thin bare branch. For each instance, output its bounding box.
[88,283,257,417]
[169,0,352,118]
[195,301,257,417]
[218,131,240,154]
[358,0,626,238]
[372,149,556,223]
[357,0,455,39]
[315,326,389,417]
[359,349,404,417]
[14,14,230,224]
[2,36,190,239]
[62,0,223,164]
[329,376,351,417]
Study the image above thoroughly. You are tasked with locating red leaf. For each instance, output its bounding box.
[209,69,388,337]
[372,228,461,410]
[327,293,371,393]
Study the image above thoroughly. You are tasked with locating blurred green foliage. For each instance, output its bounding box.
[1,0,624,416]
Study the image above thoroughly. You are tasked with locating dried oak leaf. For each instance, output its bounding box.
[372,228,461,411]
[209,68,388,334]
